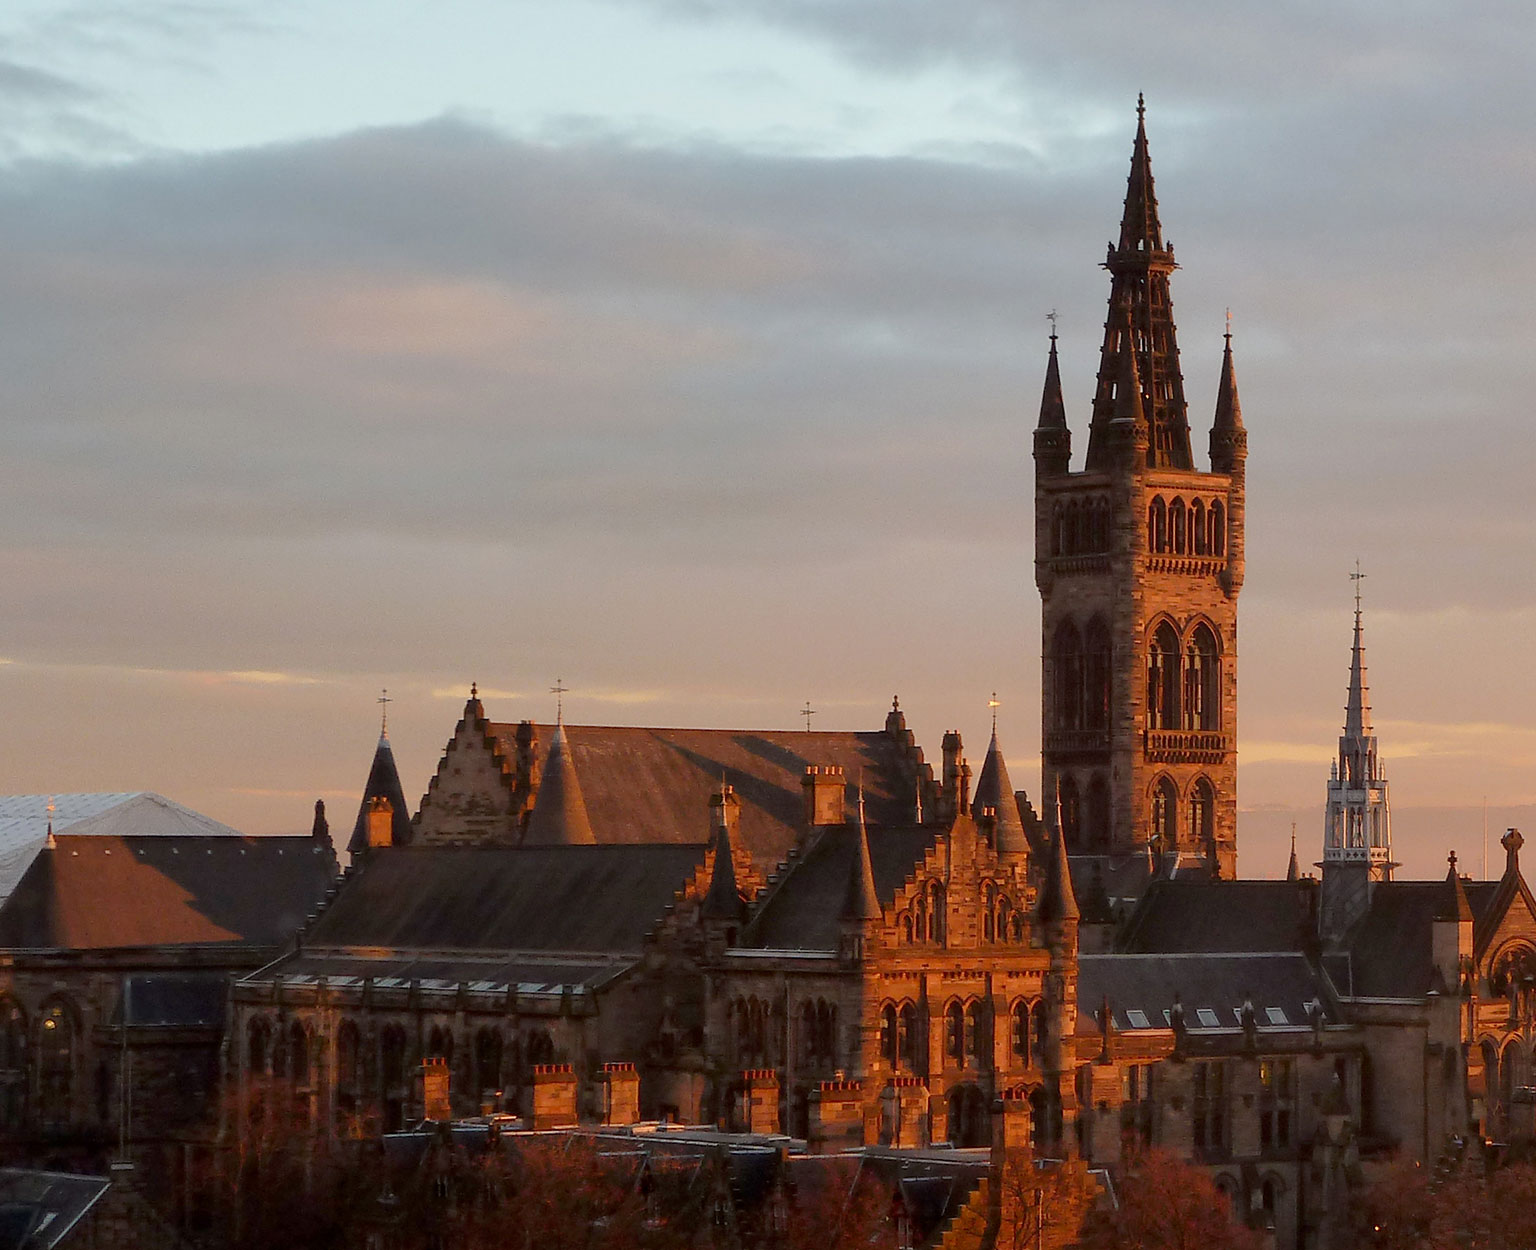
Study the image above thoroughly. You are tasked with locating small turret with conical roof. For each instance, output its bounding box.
[972,708,1028,861]
[1033,325,1071,477]
[524,720,595,846]
[348,697,414,857]
[1210,324,1247,472]
[1037,820,1080,929]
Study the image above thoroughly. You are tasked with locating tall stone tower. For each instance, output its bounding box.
[1319,574,1394,942]
[1033,98,1245,878]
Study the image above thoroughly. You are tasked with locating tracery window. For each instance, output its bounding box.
[1210,500,1226,555]
[1151,775,1178,849]
[1148,496,1168,553]
[1186,623,1221,730]
[336,1021,361,1119]
[1084,618,1111,731]
[1053,621,1084,730]
[1191,498,1207,554]
[38,1000,76,1129]
[1148,622,1180,729]
[944,1002,964,1063]
[0,1000,25,1128]
[897,1004,918,1070]
[1011,1001,1031,1067]
[1059,774,1081,844]
[1169,497,1187,553]
[1190,778,1215,850]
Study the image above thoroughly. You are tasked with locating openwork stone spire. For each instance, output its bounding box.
[1086,95,1192,472]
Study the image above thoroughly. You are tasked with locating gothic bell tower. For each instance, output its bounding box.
[1033,97,1245,878]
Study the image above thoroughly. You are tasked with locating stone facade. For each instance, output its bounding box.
[1034,100,1244,877]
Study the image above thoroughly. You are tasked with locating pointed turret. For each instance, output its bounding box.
[1286,830,1299,881]
[1033,330,1071,477]
[348,725,413,856]
[1037,823,1079,926]
[1436,852,1474,923]
[1086,96,1192,472]
[1209,328,1248,472]
[973,727,1028,860]
[1345,601,1371,741]
[842,788,882,922]
[523,722,596,846]
[702,783,748,924]
[312,799,330,844]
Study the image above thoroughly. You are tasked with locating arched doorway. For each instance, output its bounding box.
[946,1083,989,1147]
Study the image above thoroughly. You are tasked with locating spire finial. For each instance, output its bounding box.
[1449,849,1458,873]
[989,691,999,735]
[1136,92,1145,122]
[1046,308,1058,343]
[46,796,55,849]
[550,676,568,725]
[470,680,478,700]
[377,688,391,738]
[1352,560,1365,616]
[1225,307,1232,343]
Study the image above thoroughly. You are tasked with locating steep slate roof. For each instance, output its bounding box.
[1078,953,1337,1033]
[488,724,916,865]
[250,949,634,995]
[745,824,937,952]
[971,731,1028,858]
[0,836,334,950]
[1118,880,1317,954]
[348,734,414,855]
[305,844,708,954]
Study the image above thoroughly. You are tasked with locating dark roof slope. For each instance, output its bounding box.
[0,836,336,950]
[1078,953,1337,1033]
[1118,879,1317,954]
[307,844,707,953]
[746,824,936,952]
[491,724,916,865]
[1340,880,1487,998]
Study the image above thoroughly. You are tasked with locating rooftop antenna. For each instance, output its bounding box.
[377,688,391,738]
[801,701,815,733]
[550,677,568,726]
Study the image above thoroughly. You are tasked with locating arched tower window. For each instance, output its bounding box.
[336,1021,361,1118]
[1191,498,1207,554]
[945,1002,964,1063]
[927,882,945,944]
[1187,623,1221,731]
[897,1004,918,1070]
[1191,778,1215,850]
[1169,497,1187,553]
[1084,618,1111,731]
[1059,774,1081,845]
[1086,774,1110,851]
[1147,622,1181,730]
[1148,496,1168,553]
[880,1004,899,1067]
[1152,775,1179,850]
[1053,621,1084,731]
[1051,504,1065,557]
[1011,1001,1031,1067]
[1210,499,1226,555]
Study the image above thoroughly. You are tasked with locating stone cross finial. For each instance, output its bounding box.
[1504,828,1525,877]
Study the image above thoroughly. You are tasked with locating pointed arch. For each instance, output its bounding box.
[1059,774,1081,845]
[1191,497,1207,554]
[1151,774,1179,849]
[1186,621,1222,730]
[1053,620,1084,730]
[1169,497,1187,554]
[1148,495,1168,553]
[1084,616,1112,732]
[1147,620,1181,729]
[1086,773,1110,851]
[1190,777,1216,850]
[1210,499,1226,555]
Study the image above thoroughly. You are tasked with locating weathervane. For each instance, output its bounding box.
[377,689,391,736]
[550,677,569,725]
[989,691,1000,734]
[1046,308,1058,341]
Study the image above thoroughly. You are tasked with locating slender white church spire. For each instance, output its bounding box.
[1320,567,1395,942]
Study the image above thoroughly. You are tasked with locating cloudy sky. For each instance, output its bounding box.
[1,0,1532,877]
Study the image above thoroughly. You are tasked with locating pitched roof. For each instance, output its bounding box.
[524,723,595,846]
[746,824,937,952]
[0,836,335,950]
[0,792,245,901]
[1078,953,1337,1033]
[488,724,918,865]
[305,844,708,954]
[1118,880,1317,955]
[348,734,414,854]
